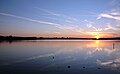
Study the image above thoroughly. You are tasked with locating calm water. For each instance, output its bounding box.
[0,40,120,74]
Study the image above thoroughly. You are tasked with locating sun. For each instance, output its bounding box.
[94,35,100,39]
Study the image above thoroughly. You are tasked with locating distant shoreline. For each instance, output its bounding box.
[0,35,120,41]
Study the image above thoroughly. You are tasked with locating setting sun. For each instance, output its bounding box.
[94,35,100,39]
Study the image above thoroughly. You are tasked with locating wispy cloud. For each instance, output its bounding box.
[1,7,119,37]
[0,12,83,35]
[35,7,79,23]
[35,8,84,33]
[85,20,103,32]
[96,59,113,65]
[97,7,120,21]
[84,19,120,37]
[35,8,120,37]
[0,12,61,26]
[97,13,120,21]
[109,0,120,7]
[97,58,120,68]
[104,24,120,31]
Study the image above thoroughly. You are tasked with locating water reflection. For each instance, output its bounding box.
[86,40,117,55]
[97,58,120,70]
[0,40,120,74]
[89,40,120,71]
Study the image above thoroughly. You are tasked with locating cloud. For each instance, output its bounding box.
[103,24,120,31]
[36,8,120,36]
[110,12,120,15]
[97,58,120,68]
[53,31,60,34]
[96,59,113,65]
[1,8,119,37]
[109,0,120,7]
[85,20,103,32]
[35,7,60,16]
[87,15,119,32]
[35,8,84,33]
[97,13,120,21]
[0,12,61,27]
[36,8,79,23]
[0,12,83,34]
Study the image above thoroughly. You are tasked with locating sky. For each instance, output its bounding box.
[0,0,120,38]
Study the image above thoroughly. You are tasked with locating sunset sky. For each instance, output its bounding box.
[0,0,120,38]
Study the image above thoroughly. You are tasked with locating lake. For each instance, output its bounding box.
[0,40,120,74]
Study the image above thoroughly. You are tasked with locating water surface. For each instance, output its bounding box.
[0,40,120,74]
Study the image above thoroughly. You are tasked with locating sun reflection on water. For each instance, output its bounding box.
[95,40,102,51]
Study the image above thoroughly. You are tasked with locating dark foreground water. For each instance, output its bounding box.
[0,40,120,74]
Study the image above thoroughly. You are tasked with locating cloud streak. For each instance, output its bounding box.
[0,8,119,37]
[97,13,120,21]
[36,8,80,24]
[104,24,120,31]
[0,12,83,35]
[85,20,103,34]
[97,58,120,68]
[0,12,61,26]
[34,8,120,37]
[35,8,84,33]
